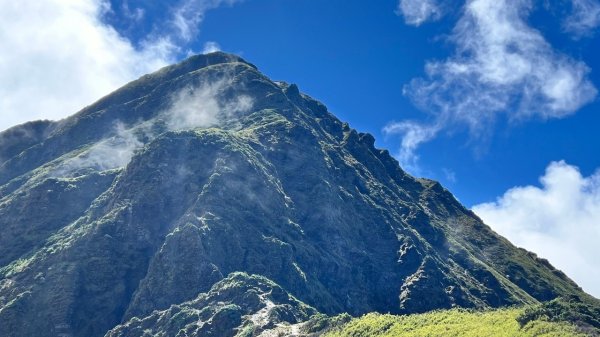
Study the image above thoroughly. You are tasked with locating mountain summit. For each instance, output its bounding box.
[0,52,593,337]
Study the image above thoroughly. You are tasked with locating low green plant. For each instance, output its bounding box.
[517,296,600,333]
[324,306,590,337]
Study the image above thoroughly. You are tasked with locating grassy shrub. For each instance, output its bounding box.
[324,307,589,337]
[517,296,600,334]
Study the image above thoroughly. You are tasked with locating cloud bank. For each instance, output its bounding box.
[391,0,598,171]
[0,0,241,132]
[473,161,600,298]
[0,0,172,132]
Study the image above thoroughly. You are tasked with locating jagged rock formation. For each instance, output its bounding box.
[0,52,594,337]
[106,272,341,337]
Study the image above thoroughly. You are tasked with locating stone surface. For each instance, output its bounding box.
[106,272,327,337]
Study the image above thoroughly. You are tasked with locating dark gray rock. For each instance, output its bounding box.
[106,272,319,337]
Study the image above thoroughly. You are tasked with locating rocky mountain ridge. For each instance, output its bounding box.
[0,52,594,337]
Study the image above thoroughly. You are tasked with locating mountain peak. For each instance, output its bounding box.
[164,51,258,74]
[0,53,596,337]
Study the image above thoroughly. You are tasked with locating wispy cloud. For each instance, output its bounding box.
[390,0,598,172]
[397,0,443,26]
[54,122,146,176]
[383,121,440,174]
[442,167,456,183]
[0,0,242,132]
[164,79,253,130]
[563,0,600,38]
[51,74,254,176]
[169,0,241,43]
[202,41,222,54]
[473,161,600,298]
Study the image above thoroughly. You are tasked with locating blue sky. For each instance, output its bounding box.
[1,0,599,297]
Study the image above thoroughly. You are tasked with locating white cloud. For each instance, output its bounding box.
[202,41,222,54]
[393,0,597,171]
[442,167,456,183]
[397,0,442,26]
[165,79,253,130]
[170,0,241,43]
[563,0,600,37]
[121,2,146,22]
[51,77,254,176]
[0,0,242,132]
[383,121,440,174]
[0,0,174,132]
[54,122,145,176]
[473,161,600,298]
[417,0,598,121]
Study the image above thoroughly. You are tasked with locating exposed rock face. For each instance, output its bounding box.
[0,52,592,337]
[106,272,324,337]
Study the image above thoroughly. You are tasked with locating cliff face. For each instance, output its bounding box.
[0,52,589,337]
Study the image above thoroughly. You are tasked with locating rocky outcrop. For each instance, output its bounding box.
[107,272,332,337]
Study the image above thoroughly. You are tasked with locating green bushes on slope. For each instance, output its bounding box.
[517,296,600,334]
[324,307,590,337]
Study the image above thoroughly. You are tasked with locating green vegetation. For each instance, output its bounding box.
[324,306,592,337]
[517,296,600,334]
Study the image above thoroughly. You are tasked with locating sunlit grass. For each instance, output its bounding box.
[324,307,588,337]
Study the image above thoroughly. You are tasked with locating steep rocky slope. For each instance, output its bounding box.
[0,52,595,337]
[106,272,329,337]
